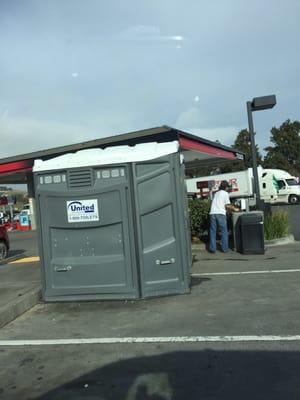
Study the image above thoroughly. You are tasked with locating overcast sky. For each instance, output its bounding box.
[1,0,300,159]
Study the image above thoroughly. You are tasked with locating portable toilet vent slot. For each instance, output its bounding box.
[68,169,93,188]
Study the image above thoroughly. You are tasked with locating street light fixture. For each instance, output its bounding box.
[246,95,276,209]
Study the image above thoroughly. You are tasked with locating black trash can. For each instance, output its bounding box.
[236,213,265,255]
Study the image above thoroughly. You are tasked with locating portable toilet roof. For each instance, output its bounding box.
[33,141,180,172]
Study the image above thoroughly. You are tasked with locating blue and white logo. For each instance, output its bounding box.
[67,199,99,223]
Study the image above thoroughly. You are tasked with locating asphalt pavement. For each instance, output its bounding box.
[7,230,38,258]
[0,242,300,399]
[2,342,300,400]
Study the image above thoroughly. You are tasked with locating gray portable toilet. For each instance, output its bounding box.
[33,141,191,301]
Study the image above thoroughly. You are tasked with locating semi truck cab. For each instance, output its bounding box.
[260,169,300,204]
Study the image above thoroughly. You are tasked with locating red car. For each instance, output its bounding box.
[0,225,9,260]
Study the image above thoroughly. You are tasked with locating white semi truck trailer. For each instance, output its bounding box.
[186,167,300,205]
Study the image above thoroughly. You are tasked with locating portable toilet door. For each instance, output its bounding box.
[132,152,191,298]
[34,164,139,301]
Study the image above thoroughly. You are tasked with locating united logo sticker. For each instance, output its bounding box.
[66,199,99,223]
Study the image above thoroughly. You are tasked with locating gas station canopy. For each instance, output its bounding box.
[0,126,244,184]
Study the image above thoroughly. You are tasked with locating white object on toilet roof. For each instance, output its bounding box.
[33,141,179,172]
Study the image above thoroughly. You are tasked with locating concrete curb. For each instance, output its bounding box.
[0,286,41,329]
[192,243,206,252]
[265,234,295,247]
[192,234,296,252]
[0,253,27,266]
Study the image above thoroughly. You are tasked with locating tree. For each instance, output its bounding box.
[233,129,263,167]
[186,129,263,176]
[215,129,263,173]
[263,120,300,176]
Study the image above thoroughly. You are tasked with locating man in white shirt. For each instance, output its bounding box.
[209,180,239,253]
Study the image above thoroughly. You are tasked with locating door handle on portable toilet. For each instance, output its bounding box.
[55,266,72,272]
[156,258,175,265]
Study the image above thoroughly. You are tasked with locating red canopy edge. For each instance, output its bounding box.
[179,137,238,160]
[0,160,33,174]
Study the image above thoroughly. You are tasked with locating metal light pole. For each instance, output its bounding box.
[246,95,277,209]
[247,101,261,205]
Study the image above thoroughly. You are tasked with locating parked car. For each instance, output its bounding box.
[0,225,10,260]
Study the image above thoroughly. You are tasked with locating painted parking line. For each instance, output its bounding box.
[1,335,300,346]
[9,256,40,264]
[192,269,300,277]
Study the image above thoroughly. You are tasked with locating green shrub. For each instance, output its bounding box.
[188,198,211,239]
[264,210,289,240]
